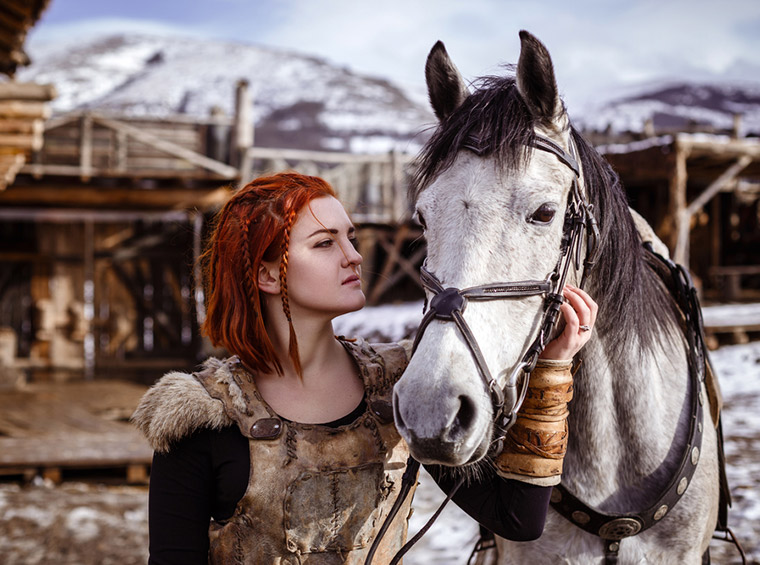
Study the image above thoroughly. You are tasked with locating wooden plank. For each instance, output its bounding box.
[0,184,228,208]
[686,155,753,215]
[19,163,225,180]
[0,132,38,149]
[0,100,51,119]
[0,117,43,134]
[0,82,56,101]
[248,145,414,165]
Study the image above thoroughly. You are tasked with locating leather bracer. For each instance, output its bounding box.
[494,359,573,486]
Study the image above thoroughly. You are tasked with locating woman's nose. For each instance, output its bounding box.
[343,240,363,266]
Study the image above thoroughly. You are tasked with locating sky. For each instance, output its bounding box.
[26,0,760,113]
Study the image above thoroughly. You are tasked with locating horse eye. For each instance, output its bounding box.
[529,204,556,225]
[415,210,427,230]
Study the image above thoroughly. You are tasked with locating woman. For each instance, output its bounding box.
[132,172,596,564]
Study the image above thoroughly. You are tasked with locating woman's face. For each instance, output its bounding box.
[278,195,365,319]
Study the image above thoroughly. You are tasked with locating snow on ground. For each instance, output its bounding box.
[0,302,758,564]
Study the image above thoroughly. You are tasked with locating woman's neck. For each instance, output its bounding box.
[264,303,342,382]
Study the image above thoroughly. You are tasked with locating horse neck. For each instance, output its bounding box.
[563,307,692,508]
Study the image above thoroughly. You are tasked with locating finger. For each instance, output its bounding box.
[558,300,579,335]
[563,287,592,326]
[566,285,598,324]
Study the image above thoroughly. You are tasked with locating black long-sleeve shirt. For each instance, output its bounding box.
[148,401,550,564]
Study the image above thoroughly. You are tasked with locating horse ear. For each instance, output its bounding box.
[516,30,564,126]
[425,41,468,121]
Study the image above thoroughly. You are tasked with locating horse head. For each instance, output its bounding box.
[393,31,587,467]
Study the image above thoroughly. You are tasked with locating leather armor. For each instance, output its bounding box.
[133,337,414,565]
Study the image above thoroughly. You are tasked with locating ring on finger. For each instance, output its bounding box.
[579,324,591,332]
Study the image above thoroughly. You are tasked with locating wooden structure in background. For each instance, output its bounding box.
[602,132,760,301]
[0,92,422,383]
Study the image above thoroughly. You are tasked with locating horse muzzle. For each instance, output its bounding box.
[392,378,492,466]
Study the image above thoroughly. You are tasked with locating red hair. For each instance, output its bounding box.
[201,172,337,377]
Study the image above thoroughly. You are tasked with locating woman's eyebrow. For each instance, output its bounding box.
[307,228,338,238]
[307,226,356,238]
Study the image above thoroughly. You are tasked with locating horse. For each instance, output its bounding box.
[392,31,721,564]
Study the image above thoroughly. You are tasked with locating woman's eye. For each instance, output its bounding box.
[315,239,334,248]
[528,204,556,225]
[349,237,359,250]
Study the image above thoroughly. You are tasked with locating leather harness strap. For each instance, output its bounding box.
[550,245,708,563]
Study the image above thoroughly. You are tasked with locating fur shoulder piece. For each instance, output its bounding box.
[131,358,234,453]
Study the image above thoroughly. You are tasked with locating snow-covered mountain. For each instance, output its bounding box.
[578,81,760,136]
[13,33,435,153]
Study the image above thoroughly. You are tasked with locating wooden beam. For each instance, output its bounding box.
[248,145,414,165]
[0,82,56,101]
[686,155,753,215]
[20,163,226,179]
[0,185,230,209]
[79,114,93,181]
[368,226,408,304]
[0,100,51,119]
[670,142,690,265]
[91,115,239,178]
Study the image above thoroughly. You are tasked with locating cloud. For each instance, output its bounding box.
[25,0,760,112]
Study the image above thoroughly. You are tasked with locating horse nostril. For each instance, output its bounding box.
[449,395,476,441]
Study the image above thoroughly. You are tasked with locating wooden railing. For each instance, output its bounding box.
[19,111,417,223]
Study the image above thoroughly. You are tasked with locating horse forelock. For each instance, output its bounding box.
[412,74,537,201]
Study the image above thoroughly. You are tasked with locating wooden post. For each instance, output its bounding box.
[232,79,253,171]
[80,113,93,182]
[671,141,690,266]
[732,113,743,139]
[115,128,127,173]
[391,149,407,222]
[710,195,721,282]
[192,211,206,328]
[643,118,655,139]
[83,219,95,379]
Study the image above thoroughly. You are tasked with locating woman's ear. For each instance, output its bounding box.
[258,261,280,295]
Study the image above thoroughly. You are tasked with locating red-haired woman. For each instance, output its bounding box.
[132,172,596,564]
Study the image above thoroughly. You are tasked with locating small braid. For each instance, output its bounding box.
[240,217,259,317]
[279,207,303,377]
[279,208,297,323]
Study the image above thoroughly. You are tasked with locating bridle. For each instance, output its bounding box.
[411,133,600,452]
[364,132,600,565]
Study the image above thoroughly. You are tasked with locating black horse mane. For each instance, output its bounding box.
[413,74,681,355]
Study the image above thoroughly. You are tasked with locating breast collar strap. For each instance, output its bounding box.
[412,133,600,453]
[550,246,708,563]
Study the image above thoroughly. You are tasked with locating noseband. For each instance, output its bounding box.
[411,134,600,452]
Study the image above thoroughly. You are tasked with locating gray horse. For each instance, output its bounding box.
[393,31,720,564]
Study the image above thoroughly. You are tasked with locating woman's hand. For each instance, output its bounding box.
[540,285,597,361]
